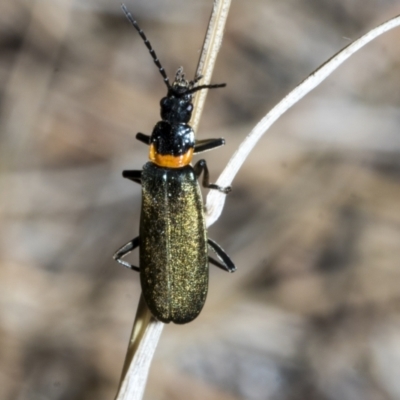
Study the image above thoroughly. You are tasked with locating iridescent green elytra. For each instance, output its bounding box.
[140,163,208,323]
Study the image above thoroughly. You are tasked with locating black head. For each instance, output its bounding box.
[159,67,227,123]
[159,68,193,123]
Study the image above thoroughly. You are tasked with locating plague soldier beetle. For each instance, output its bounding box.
[114,5,236,324]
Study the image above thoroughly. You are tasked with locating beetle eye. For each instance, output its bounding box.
[186,104,193,113]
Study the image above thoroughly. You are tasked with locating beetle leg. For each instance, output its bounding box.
[193,159,231,194]
[136,132,151,145]
[194,138,225,154]
[208,238,236,273]
[113,236,140,272]
[122,170,142,185]
[209,256,232,272]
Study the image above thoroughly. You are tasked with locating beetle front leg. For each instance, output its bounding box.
[194,138,225,154]
[193,159,231,194]
[113,236,140,271]
[136,132,151,145]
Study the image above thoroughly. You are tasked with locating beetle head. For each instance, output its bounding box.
[160,68,194,123]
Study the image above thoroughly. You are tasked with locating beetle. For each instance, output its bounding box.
[114,5,236,324]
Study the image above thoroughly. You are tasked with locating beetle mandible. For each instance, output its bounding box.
[114,5,236,324]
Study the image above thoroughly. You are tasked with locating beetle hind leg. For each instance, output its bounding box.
[113,236,140,272]
[208,238,236,273]
[209,256,232,272]
[193,159,231,194]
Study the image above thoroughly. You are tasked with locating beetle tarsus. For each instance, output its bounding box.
[209,256,232,272]
[208,238,236,272]
[193,159,231,194]
[113,236,140,272]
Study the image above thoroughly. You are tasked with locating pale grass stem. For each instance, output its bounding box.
[114,1,232,399]
[206,14,400,227]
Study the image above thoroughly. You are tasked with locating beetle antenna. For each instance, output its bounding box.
[121,4,171,88]
[186,83,226,95]
[188,74,203,88]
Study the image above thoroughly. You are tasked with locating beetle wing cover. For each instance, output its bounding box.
[140,163,208,324]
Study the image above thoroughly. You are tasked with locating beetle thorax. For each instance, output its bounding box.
[149,68,196,168]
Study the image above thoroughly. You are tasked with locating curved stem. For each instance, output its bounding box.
[191,0,232,132]
[205,14,400,227]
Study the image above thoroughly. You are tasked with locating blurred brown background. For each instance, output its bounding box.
[1,0,400,399]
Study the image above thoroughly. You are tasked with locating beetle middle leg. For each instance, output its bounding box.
[193,159,231,193]
[208,238,236,273]
[113,236,140,271]
[122,170,142,185]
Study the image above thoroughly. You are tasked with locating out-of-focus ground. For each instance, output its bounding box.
[1,0,400,399]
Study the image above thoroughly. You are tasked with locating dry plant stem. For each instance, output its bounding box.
[206,14,400,227]
[114,1,231,399]
[191,0,232,132]
[115,297,163,400]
